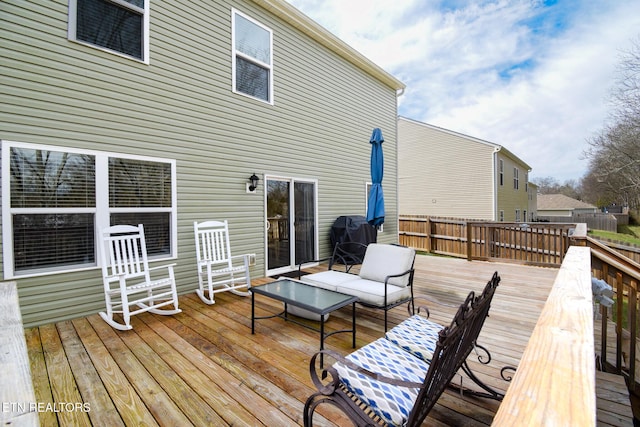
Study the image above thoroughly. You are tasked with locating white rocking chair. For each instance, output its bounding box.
[194,220,252,305]
[99,224,181,331]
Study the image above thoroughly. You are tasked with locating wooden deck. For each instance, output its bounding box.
[18,255,629,426]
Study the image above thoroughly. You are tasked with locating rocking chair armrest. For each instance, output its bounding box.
[229,254,251,261]
[148,263,177,272]
[309,350,424,394]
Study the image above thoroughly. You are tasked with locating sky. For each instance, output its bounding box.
[285,0,640,182]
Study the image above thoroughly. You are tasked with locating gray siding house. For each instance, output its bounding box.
[537,194,598,217]
[1,0,404,326]
[398,117,532,222]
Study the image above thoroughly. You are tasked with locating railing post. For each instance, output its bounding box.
[467,221,472,261]
[629,282,637,392]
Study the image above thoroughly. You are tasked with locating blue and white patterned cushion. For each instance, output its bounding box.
[385,315,444,362]
[333,337,429,427]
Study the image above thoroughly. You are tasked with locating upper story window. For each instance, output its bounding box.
[68,0,150,63]
[499,159,504,186]
[513,167,519,190]
[232,10,273,104]
[2,141,176,278]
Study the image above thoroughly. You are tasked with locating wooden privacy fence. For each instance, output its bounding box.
[399,216,575,267]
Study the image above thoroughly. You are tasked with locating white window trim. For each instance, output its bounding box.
[513,167,519,190]
[1,141,177,279]
[231,8,274,105]
[68,0,151,65]
[499,159,504,186]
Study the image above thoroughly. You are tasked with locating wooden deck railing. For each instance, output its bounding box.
[0,281,39,426]
[492,246,596,425]
[399,216,574,266]
[402,216,640,419]
[574,233,640,393]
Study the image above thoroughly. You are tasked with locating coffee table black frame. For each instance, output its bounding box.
[251,279,358,363]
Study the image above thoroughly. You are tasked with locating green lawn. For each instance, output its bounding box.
[588,225,640,246]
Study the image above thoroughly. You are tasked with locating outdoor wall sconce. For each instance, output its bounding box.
[247,173,259,193]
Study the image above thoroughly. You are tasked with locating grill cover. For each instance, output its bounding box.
[330,215,377,259]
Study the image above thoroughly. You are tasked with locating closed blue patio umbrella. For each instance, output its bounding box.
[366,128,385,227]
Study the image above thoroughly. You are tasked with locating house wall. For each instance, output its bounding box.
[0,0,401,326]
[495,152,531,222]
[397,118,496,220]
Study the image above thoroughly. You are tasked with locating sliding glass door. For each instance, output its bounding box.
[266,177,317,276]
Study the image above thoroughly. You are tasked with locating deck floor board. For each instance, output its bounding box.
[21,255,633,426]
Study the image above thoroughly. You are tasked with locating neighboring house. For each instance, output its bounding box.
[528,182,538,222]
[1,0,404,326]
[398,117,532,222]
[537,194,598,217]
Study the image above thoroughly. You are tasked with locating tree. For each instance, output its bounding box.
[583,37,640,214]
[531,176,582,200]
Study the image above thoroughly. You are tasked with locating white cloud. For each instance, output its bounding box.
[287,0,640,181]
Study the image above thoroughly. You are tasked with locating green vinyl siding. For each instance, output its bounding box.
[1,0,402,326]
[495,153,530,222]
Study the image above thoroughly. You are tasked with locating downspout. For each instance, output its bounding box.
[395,88,405,240]
[493,146,501,221]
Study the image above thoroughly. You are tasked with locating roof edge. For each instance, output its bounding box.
[399,116,532,171]
[252,0,406,91]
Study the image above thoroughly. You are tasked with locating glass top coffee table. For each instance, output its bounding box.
[251,279,358,363]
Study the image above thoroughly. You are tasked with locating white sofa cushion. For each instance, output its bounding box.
[300,270,355,291]
[335,278,410,307]
[359,244,415,287]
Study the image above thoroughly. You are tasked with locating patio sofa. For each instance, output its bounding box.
[297,242,416,331]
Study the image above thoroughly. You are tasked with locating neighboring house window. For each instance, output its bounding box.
[68,0,150,63]
[499,159,504,186]
[525,172,529,192]
[515,209,521,222]
[499,210,504,222]
[513,167,519,190]
[523,210,527,222]
[2,142,176,278]
[232,10,273,104]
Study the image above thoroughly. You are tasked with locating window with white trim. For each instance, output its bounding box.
[2,142,176,278]
[499,210,504,222]
[68,0,150,63]
[232,9,273,103]
[513,167,519,190]
[515,209,521,222]
[499,159,504,186]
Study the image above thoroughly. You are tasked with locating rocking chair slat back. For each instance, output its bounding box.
[103,225,148,280]
[198,227,231,266]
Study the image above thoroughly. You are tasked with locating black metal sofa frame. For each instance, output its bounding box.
[298,242,416,331]
[303,271,501,427]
